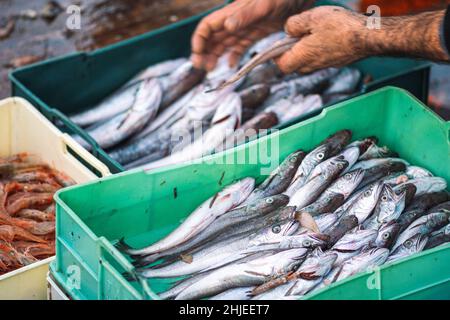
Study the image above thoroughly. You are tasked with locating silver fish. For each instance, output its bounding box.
[137,219,299,278]
[392,210,449,252]
[309,146,359,182]
[285,130,352,197]
[340,180,384,224]
[374,221,401,248]
[334,247,389,282]
[350,158,409,171]
[359,144,398,161]
[244,150,305,204]
[387,234,428,263]
[318,169,365,202]
[175,248,308,300]
[331,228,378,266]
[424,223,450,250]
[288,155,349,209]
[76,78,163,149]
[406,166,433,179]
[211,36,299,92]
[240,32,286,65]
[134,195,290,266]
[118,178,255,257]
[141,92,242,170]
[363,184,407,230]
[323,67,361,96]
[397,177,447,197]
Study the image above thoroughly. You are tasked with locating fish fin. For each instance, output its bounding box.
[180,253,193,264]
[296,211,320,233]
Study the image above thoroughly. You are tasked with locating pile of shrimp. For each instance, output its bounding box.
[0,153,75,275]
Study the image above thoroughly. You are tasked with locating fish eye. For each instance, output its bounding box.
[381,195,388,202]
[303,240,311,247]
[337,163,344,170]
[272,225,282,234]
[364,190,372,197]
[404,240,413,248]
[382,232,390,240]
[266,197,274,204]
[317,152,325,160]
[344,173,352,180]
[290,156,297,163]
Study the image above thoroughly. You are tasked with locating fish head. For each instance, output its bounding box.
[324,130,352,151]
[399,234,428,255]
[361,180,384,204]
[375,221,401,248]
[251,194,290,214]
[333,228,378,251]
[252,219,299,245]
[133,78,163,112]
[322,155,348,179]
[219,178,255,209]
[340,147,360,169]
[376,184,407,223]
[290,233,330,249]
[275,248,309,274]
[332,169,365,198]
[395,183,417,206]
[298,249,338,278]
[360,247,390,267]
[284,150,306,172]
[406,166,433,179]
[427,211,450,229]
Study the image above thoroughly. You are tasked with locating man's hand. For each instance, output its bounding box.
[191,0,314,71]
[276,5,449,74]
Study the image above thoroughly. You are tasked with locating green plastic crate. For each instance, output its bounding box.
[9,1,430,173]
[50,87,449,300]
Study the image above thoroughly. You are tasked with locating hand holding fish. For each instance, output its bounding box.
[191,0,314,71]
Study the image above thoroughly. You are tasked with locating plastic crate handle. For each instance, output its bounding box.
[61,134,110,178]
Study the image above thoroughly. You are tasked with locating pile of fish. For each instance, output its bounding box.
[70,32,362,170]
[0,153,74,274]
[117,130,450,300]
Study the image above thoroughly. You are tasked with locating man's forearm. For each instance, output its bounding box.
[366,9,450,62]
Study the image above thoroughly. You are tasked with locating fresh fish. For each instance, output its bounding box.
[222,111,279,149]
[363,184,407,230]
[141,92,242,169]
[357,161,406,189]
[267,94,323,124]
[251,249,337,298]
[124,58,188,89]
[374,221,401,248]
[160,62,205,109]
[350,158,409,171]
[285,130,352,197]
[300,193,345,217]
[326,215,359,248]
[239,84,271,110]
[136,219,299,278]
[134,195,289,266]
[406,166,433,179]
[424,224,450,250]
[393,183,417,207]
[244,150,306,204]
[386,234,428,263]
[331,228,378,266]
[397,177,447,197]
[175,248,308,300]
[314,213,339,233]
[392,210,449,252]
[240,62,285,89]
[211,37,299,92]
[359,144,398,161]
[117,178,255,257]
[340,180,384,224]
[76,78,163,150]
[323,68,361,96]
[309,146,360,183]
[288,155,349,209]
[240,32,285,65]
[397,193,449,233]
[334,247,389,282]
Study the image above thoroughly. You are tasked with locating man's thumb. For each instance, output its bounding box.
[224,0,272,33]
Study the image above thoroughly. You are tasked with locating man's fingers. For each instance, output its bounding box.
[275,38,315,74]
[191,11,227,54]
[224,0,273,33]
[284,11,312,37]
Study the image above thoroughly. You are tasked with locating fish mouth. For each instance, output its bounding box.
[284,220,300,236]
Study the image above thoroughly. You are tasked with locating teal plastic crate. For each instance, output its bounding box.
[50,87,449,300]
[9,1,430,173]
